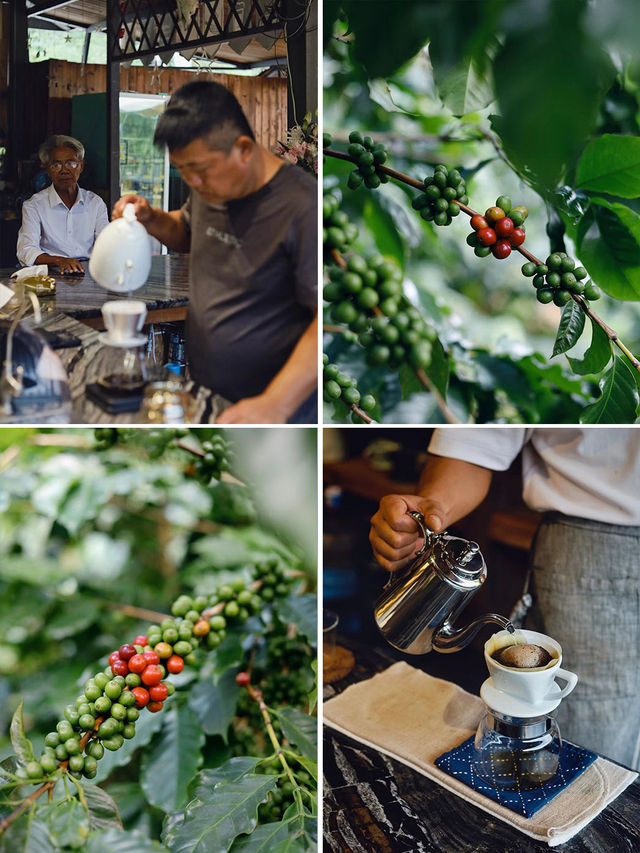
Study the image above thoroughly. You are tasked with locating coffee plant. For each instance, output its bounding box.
[0,428,317,852]
[324,0,640,424]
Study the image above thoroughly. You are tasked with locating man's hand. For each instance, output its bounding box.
[111,194,154,226]
[216,394,290,424]
[369,494,447,573]
[53,256,84,275]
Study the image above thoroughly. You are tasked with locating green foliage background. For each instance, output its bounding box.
[0,428,317,852]
[323,0,640,424]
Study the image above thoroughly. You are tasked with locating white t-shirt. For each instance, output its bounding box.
[17,184,109,266]
[428,428,640,525]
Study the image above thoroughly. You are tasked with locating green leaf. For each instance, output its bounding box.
[79,780,123,832]
[188,669,241,741]
[577,199,640,300]
[274,595,317,646]
[576,134,640,197]
[580,356,640,423]
[492,4,614,188]
[140,703,204,813]
[282,749,317,782]
[85,828,166,853]
[426,338,450,399]
[10,700,35,766]
[362,196,405,268]
[273,707,317,761]
[162,764,276,853]
[36,799,90,849]
[0,816,54,853]
[44,599,101,641]
[187,757,259,802]
[433,52,495,117]
[567,318,612,375]
[552,301,586,357]
[230,819,304,852]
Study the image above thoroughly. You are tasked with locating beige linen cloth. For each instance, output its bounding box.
[323,661,637,847]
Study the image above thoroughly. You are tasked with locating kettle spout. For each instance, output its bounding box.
[432,613,514,654]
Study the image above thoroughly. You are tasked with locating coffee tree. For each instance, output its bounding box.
[0,428,317,852]
[324,0,640,424]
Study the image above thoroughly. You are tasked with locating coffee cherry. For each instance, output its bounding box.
[476,227,497,247]
[141,665,163,686]
[149,684,169,702]
[492,240,512,259]
[509,227,526,247]
[485,206,505,224]
[108,651,121,668]
[167,655,184,674]
[495,195,511,214]
[118,644,136,661]
[133,635,148,646]
[128,654,147,673]
[40,753,57,774]
[494,217,514,238]
[147,701,164,713]
[132,687,150,707]
[470,215,489,231]
[510,205,529,226]
[236,671,251,687]
[521,262,537,277]
[553,289,572,306]
[111,659,129,677]
[105,680,122,700]
[25,761,43,779]
[154,642,173,660]
[584,280,601,300]
[143,650,160,666]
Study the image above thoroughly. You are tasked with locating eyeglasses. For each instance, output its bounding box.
[49,160,81,172]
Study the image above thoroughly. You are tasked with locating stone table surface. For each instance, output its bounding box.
[0,254,190,319]
[0,256,227,423]
[323,638,640,853]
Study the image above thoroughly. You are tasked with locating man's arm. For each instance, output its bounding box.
[216,313,318,424]
[111,195,190,253]
[16,201,45,267]
[369,455,493,572]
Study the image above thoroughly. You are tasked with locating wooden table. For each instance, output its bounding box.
[323,638,640,853]
[0,255,226,423]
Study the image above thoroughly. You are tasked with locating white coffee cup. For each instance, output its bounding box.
[485,629,578,706]
[101,299,147,342]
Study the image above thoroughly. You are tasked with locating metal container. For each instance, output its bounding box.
[374,510,512,654]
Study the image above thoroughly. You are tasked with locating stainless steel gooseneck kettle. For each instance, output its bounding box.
[374,510,513,654]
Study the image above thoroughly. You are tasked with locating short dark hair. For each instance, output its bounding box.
[154,81,255,152]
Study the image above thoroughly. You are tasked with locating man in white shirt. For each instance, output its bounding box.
[370,428,640,769]
[16,135,109,274]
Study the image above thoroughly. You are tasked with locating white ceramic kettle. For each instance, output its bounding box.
[89,203,152,292]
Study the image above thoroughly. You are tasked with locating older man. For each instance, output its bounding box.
[17,135,108,274]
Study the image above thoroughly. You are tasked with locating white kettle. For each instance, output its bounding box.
[89,203,152,292]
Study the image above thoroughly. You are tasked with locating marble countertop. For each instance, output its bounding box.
[0,254,190,319]
[323,638,640,853]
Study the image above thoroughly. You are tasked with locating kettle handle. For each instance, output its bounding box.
[383,510,442,589]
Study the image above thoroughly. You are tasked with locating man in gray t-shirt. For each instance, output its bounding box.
[113,80,317,424]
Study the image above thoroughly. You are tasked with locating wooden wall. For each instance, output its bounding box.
[26,59,287,158]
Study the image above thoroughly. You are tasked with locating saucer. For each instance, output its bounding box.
[99,331,147,348]
[480,678,562,718]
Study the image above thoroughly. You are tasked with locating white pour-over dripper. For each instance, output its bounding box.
[472,629,578,790]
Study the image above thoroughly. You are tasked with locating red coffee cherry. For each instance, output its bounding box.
[149,683,169,702]
[509,227,526,247]
[147,700,164,713]
[166,655,184,674]
[128,654,147,674]
[492,240,512,259]
[141,665,163,686]
[236,671,251,687]
[470,214,489,231]
[142,650,160,666]
[476,227,497,247]
[133,635,148,646]
[111,659,129,677]
[119,644,136,661]
[132,687,149,707]
[108,651,121,667]
[494,217,514,237]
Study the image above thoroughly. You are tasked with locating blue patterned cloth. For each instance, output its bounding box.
[435,736,597,818]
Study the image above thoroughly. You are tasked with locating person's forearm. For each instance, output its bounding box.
[417,454,493,527]
[261,314,318,417]
[35,253,67,265]
[142,209,191,253]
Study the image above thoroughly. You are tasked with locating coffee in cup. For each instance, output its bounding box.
[485,629,577,706]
